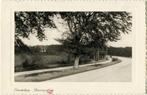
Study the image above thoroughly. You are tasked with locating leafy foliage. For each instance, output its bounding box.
[15,12,132,56]
[15,38,31,54]
[15,12,56,40]
[57,12,132,55]
[15,12,56,52]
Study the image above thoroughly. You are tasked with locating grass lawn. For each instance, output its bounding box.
[15,59,121,82]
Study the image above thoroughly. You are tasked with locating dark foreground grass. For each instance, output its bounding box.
[15,53,93,72]
[15,59,121,82]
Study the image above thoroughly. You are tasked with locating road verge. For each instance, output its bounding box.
[15,59,121,82]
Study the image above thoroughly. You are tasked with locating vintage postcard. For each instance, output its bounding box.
[1,0,146,95]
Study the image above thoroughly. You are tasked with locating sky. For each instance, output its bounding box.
[21,30,132,47]
[21,16,132,48]
[108,32,132,47]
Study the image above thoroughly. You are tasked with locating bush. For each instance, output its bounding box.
[112,58,118,61]
[79,55,91,64]
[22,59,40,70]
[105,56,109,60]
[15,53,69,72]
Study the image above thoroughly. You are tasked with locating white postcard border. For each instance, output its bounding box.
[1,0,146,94]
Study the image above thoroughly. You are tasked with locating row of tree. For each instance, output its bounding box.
[15,12,132,69]
[108,47,132,57]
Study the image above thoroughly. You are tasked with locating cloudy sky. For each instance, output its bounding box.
[21,16,132,48]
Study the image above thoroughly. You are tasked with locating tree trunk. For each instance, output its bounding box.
[97,50,99,61]
[95,50,99,61]
[94,50,99,66]
[73,55,80,69]
[67,54,71,64]
[93,51,96,61]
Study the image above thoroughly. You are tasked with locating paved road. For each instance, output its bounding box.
[47,57,132,82]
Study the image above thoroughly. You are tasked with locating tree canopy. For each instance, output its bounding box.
[15,12,56,41]
[15,12,56,52]
[57,12,132,55]
[15,12,132,55]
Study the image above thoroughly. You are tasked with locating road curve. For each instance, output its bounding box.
[46,57,132,82]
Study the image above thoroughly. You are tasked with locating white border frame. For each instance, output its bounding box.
[1,0,146,94]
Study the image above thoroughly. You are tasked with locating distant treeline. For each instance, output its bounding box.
[108,47,132,57]
[15,44,65,55]
[30,45,66,55]
[15,44,132,57]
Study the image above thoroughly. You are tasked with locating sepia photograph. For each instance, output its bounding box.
[14,12,132,82]
[1,0,146,94]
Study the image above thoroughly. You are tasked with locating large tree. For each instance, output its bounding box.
[57,12,132,69]
[15,12,56,53]
[15,12,132,69]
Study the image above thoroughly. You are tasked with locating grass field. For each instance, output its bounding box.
[15,53,69,72]
[15,53,91,72]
